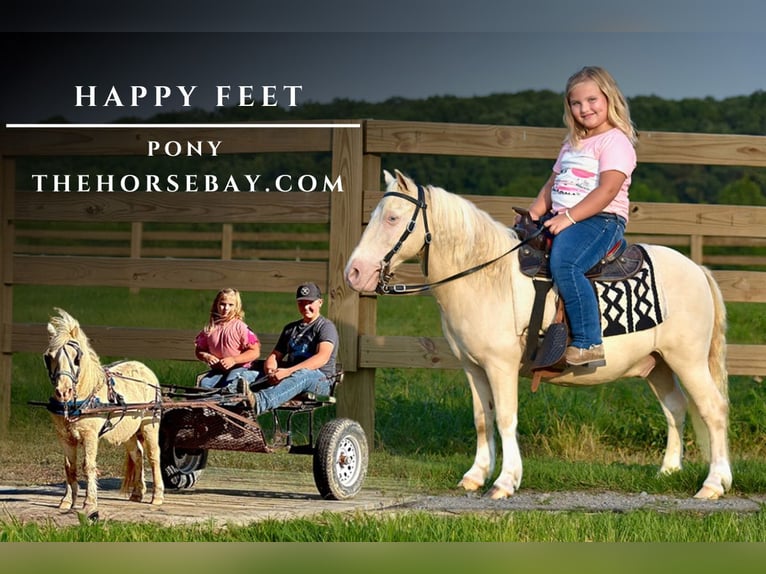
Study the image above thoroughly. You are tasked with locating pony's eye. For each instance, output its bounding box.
[386,214,399,224]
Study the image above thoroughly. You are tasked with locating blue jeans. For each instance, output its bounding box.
[252,369,332,414]
[198,367,260,394]
[549,212,626,349]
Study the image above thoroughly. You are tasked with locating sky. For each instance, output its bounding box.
[2,1,766,123]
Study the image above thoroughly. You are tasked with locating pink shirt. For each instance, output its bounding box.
[551,128,636,222]
[195,319,259,368]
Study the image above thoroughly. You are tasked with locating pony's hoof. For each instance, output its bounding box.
[693,485,722,500]
[129,493,143,503]
[58,502,73,511]
[658,465,682,476]
[485,486,513,500]
[78,509,99,523]
[458,476,483,492]
[150,498,164,506]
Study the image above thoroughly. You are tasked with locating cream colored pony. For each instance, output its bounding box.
[45,308,164,517]
[345,170,731,500]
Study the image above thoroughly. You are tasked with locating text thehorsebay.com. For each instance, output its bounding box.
[28,84,346,193]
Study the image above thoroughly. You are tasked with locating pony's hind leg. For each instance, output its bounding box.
[645,357,687,475]
[122,435,147,503]
[672,363,731,499]
[141,419,164,505]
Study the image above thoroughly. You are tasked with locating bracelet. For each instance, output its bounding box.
[564,209,577,224]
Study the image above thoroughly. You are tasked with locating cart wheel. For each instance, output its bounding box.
[160,436,208,490]
[313,418,368,500]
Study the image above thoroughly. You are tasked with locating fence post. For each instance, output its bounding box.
[336,153,381,443]
[328,121,377,440]
[0,158,15,434]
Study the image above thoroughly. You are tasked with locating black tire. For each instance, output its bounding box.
[313,418,368,500]
[160,431,208,490]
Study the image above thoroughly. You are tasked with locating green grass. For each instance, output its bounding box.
[4,285,766,541]
[3,509,766,542]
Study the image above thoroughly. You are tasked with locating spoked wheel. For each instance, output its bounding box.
[313,418,368,500]
[160,429,208,490]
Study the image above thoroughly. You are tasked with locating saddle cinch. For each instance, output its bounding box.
[512,207,645,389]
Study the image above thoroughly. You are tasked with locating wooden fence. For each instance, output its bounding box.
[2,120,766,439]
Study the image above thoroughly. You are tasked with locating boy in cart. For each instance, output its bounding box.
[241,282,338,415]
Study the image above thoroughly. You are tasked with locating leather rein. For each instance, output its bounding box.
[376,185,542,295]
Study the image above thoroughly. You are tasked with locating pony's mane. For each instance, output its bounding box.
[426,184,517,260]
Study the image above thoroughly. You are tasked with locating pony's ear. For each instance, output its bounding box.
[394,169,415,192]
[383,169,394,186]
[47,322,55,337]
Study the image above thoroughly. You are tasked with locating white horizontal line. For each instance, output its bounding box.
[5,123,361,129]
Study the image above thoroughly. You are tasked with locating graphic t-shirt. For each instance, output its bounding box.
[275,316,339,377]
[551,128,636,222]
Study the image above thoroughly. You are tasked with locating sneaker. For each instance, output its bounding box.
[565,344,605,367]
[238,377,258,414]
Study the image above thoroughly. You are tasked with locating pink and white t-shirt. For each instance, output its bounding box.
[551,128,636,222]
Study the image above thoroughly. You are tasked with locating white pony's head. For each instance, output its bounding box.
[44,308,98,403]
[345,170,428,293]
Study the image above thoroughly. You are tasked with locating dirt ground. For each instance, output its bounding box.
[2,467,764,528]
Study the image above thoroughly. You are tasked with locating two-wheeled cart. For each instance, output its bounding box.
[158,370,368,500]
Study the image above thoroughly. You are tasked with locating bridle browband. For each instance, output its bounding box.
[376,184,543,295]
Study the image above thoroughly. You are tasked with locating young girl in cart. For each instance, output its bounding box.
[194,287,261,393]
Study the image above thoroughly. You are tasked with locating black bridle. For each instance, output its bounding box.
[376,185,542,295]
[45,340,83,391]
[377,184,433,293]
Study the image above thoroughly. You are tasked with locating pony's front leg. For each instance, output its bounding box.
[457,368,495,492]
[80,431,100,516]
[485,365,522,499]
[58,440,79,511]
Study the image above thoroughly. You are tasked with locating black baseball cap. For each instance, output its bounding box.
[296,282,322,301]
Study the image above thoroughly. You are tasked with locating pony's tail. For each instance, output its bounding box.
[702,265,729,400]
[688,266,729,461]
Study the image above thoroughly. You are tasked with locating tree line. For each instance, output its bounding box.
[30,90,766,205]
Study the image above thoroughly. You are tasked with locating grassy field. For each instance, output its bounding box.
[2,285,766,541]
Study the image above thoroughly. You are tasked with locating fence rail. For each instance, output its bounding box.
[2,120,766,438]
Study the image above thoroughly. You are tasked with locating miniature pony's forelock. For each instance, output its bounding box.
[46,309,100,366]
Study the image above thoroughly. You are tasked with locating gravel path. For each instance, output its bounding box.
[2,468,764,527]
[395,490,766,514]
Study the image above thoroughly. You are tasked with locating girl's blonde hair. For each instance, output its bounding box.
[563,66,638,148]
[205,287,245,331]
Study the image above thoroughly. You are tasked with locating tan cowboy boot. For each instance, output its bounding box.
[565,344,605,367]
